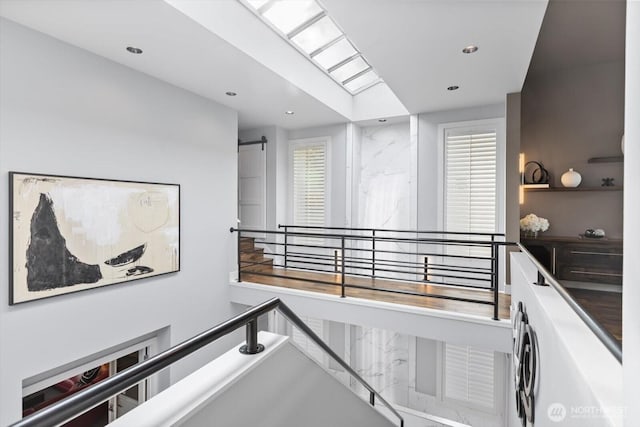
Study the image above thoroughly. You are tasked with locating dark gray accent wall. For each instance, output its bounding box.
[520,61,625,238]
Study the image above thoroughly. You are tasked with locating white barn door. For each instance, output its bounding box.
[238,144,266,232]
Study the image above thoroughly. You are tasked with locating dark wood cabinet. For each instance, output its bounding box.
[521,236,623,285]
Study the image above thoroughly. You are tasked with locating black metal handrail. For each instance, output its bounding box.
[517,244,622,363]
[279,223,506,237]
[233,226,512,320]
[12,298,404,427]
[249,227,503,246]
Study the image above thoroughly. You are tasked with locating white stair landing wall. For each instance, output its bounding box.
[230,280,512,353]
[110,331,396,427]
[509,253,622,427]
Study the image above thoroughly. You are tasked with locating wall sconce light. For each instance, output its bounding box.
[519,155,550,205]
[519,153,525,205]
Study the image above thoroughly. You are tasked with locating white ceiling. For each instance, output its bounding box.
[0,0,350,130]
[0,0,549,129]
[322,0,548,114]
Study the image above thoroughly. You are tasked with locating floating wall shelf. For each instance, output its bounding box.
[587,156,624,164]
[524,186,623,192]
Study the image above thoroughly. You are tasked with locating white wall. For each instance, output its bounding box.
[0,19,239,424]
[623,0,640,421]
[417,104,505,231]
[505,93,521,285]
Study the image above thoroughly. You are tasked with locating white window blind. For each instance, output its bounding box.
[292,142,327,226]
[444,343,495,410]
[444,129,497,234]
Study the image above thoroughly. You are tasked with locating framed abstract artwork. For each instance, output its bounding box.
[9,172,180,304]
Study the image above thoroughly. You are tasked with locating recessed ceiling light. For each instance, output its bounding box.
[225,91,237,96]
[447,85,460,91]
[462,45,478,54]
[285,111,295,115]
[126,46,143,54]
[378,119,387,122]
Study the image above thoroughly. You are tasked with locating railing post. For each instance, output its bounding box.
[237,228,242,282]
[369,391,375,406]
[371,230,376,277]
[334,250,339,273]
[341,236,346,298]
[534,270,547,286]
[491,237,499,321]
[423,256,429,281]
[283,226,288,268]
[239,318,265,355]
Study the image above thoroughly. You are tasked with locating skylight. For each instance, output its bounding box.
[242,0,383,94]
[262,1,322,35]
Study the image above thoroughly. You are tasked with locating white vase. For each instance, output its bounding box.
[561,168,582,187]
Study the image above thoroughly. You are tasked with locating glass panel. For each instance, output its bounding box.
[330,57,368,83]
[291,16,342,54]
[313,38,356,69]
[262,1,323,35]
[344,70,379,92]
[247,0,269,9]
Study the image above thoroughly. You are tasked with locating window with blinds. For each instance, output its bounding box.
[444,343,495,410]
[292,141,327,227]
[444,129,497,235]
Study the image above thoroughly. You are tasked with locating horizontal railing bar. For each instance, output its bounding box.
[344,264,491,283]
[375,270,490,283]
[284,251,493,274]
[343,246,494,261]
[11,298,281,427]
[341,270,493,291]
[241,261,493,292]
[252,242,498,260]
[283,237,494,248]
[247,240,495,261]
[265,258,492,285]
[344,258,492,276]
[265,243,494,261]
[278,223,505,237]
[517,243,622,363]
[234,227,506,247]
[259,241,341,250]
[283,258,344,270]
[344,283,494,305]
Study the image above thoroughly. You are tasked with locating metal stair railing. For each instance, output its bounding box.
[517,243,622,363]
[11,297,404,427]
[232,226,512,320]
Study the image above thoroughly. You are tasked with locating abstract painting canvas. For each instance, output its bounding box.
[10,172,180,304]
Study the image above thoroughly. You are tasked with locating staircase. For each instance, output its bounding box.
[240,237,273,272]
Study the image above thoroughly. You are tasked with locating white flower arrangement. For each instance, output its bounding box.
[520,213,549,235]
